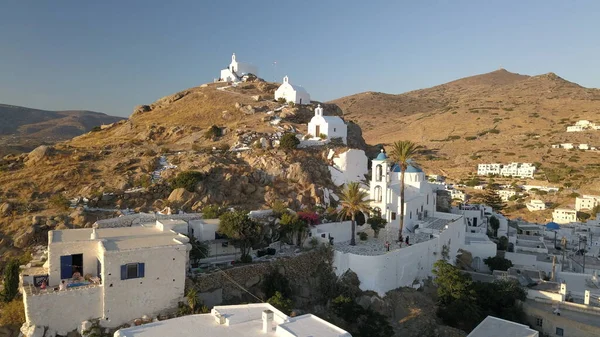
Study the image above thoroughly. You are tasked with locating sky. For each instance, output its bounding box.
[1,1,599,117]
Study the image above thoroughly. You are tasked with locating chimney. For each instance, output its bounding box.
[214,313,226,325]
[559,282,567,302]
[262,309,274,333]
[90,228,98,240]
[585,290,591,305]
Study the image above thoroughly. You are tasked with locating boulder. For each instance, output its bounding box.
[133,105,152,115]
[252,95,262,102]
[14,226,37,249]
[168,188,199,207]
[25,145,53,166]
[0,202,12,216]
[31,216,42,226]
[19,322,44,337]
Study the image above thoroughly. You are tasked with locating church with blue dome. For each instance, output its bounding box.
[369,150,437,235]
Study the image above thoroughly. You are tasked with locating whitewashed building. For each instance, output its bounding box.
[526,200,547,212]
[566,120,598,132]
[219,53,258,82]
[468,316,539,337]
[498,189,519,201]
[328,149,369,187]
[369,151,437,235]
[575,195,600,211]
[274,76,311,105]
[114,303,352,337]
[307,105,347,144]
[477,163,536,178]
[449,188,467,201]
[20,220,191,335]
[552,208,577,224]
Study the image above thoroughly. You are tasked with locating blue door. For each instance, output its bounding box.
[60,255,72,279]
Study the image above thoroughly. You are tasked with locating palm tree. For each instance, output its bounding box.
[389,140,421,242]
[339,182,371,246]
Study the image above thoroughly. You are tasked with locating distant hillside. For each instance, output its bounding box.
[0,104,124,155]
[330,68,600,201]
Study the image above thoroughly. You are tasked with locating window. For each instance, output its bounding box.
[121,263,145,280]
[391,212,396,220]
[535,318,543,327]
[334,128,337,132]
[427,194,429,205]
[556,327,564,336]
[410,211,412,219]
[374,186,382,202]
[376,165,382,182]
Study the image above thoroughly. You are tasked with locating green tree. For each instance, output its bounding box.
[218,210,262,260]
[489,216,500,237]
[267,291,293,315]
[389,141,420,242]
[279,133,300,150]
[279,213,309,247]
[331,295,394,337]
[497,236,509,251]
[338,182,371,246]
[2,259,21,302]
[432,260,476,305]
[189,236,209,262]
[484,256,513,272]
[262,269,291,298]
[367,214,387,238]
[482,185,506,212]
[170,171,204,192]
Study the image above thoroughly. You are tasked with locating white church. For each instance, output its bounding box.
[219,53,258,82]
[369,150,437,235]
[307,105,347,144]
[274,76,311,105]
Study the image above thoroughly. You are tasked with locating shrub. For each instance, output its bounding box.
[488,128,500,134]
[484,256,513,271]
[319,133,327,140]
[49,193,70,211]
[277,97,286,104]
[267,291,293,315]
[465,136,477,141]
[204,125,222,140]
[262,270,291,298]
[239,254,252,263]
[2,259,20,303]
[279,133,300,150]
[288,101,296,107]
[266,248,276,255]
[170,171,204,192]
[0,300,25,326]
[358,232,368,241]
[201,205,224,219]
[90,126,102,132]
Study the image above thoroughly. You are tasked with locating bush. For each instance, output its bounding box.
[358,232,368,241]
[170,171,204,192]
[319,133,327,140]
[266,248,276,255]
[204,125,222,140]
[2,259,20,303]
[279,133,300,150]
[0,300,25,327]
[256,250,267,257]
[262,269,291,298]
[49,193,70,211]
[239,254,252,263]
[484,256,513,272]
[465,136,477,141]
[277,97,286,104]
[90,126,102,132]
[202,205,224,219]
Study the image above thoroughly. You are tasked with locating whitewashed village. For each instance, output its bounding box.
[2,52,600,337]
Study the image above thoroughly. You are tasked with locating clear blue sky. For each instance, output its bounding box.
[1,1,599,117]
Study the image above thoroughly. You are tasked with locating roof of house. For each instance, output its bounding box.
[114,303,351,337]
[49,224,188,251]
[467,316,538,337]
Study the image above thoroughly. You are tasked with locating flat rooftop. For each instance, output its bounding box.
[524,300,600,328]
[50,223,187,251]
[335,214,462,256]
[467,316,538,337]
[115,304,350,337]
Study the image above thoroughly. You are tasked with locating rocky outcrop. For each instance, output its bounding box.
[0,202,12,216]
[168,188,198,210]
[25,146,54,166]
[346,121,367,150]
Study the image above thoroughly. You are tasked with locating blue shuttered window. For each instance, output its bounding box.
[120,263,145,280]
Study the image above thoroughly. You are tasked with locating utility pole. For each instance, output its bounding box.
[561,236,567,272]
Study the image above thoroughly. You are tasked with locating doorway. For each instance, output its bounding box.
[315,125,320,137]
[60,253,83,279]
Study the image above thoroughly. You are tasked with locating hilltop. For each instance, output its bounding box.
[0,104,124,156]
[331,69,600,222]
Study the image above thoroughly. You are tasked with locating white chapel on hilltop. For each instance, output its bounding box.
[307,104,347,144]
[274,76,311,105]
[220,53,258,82]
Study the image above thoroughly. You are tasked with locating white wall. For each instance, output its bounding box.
[329,149,368,186]
[47,234,102,286]
[310,221,357,244]
[23,285,103,336]
[333,214,464,295]
[101,244,188,328]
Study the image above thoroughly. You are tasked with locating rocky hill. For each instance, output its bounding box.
[0,79,364,262]
[332,69,600,220]
[0,104,124,156]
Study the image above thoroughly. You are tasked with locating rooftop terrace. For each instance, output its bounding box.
[50,223,188,251]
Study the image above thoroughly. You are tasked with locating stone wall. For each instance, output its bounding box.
[191,248,331,305]
[94,213,202,228]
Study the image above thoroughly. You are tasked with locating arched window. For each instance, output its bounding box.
[374,186,382,202]
[376,165,382,182]
[373,207,381,217]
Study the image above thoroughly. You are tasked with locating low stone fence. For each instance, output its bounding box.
[95,213,203,228]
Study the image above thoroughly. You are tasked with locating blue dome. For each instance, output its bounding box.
[391,164,423,173]
[375,152,388,160]
[545,222,560,230]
